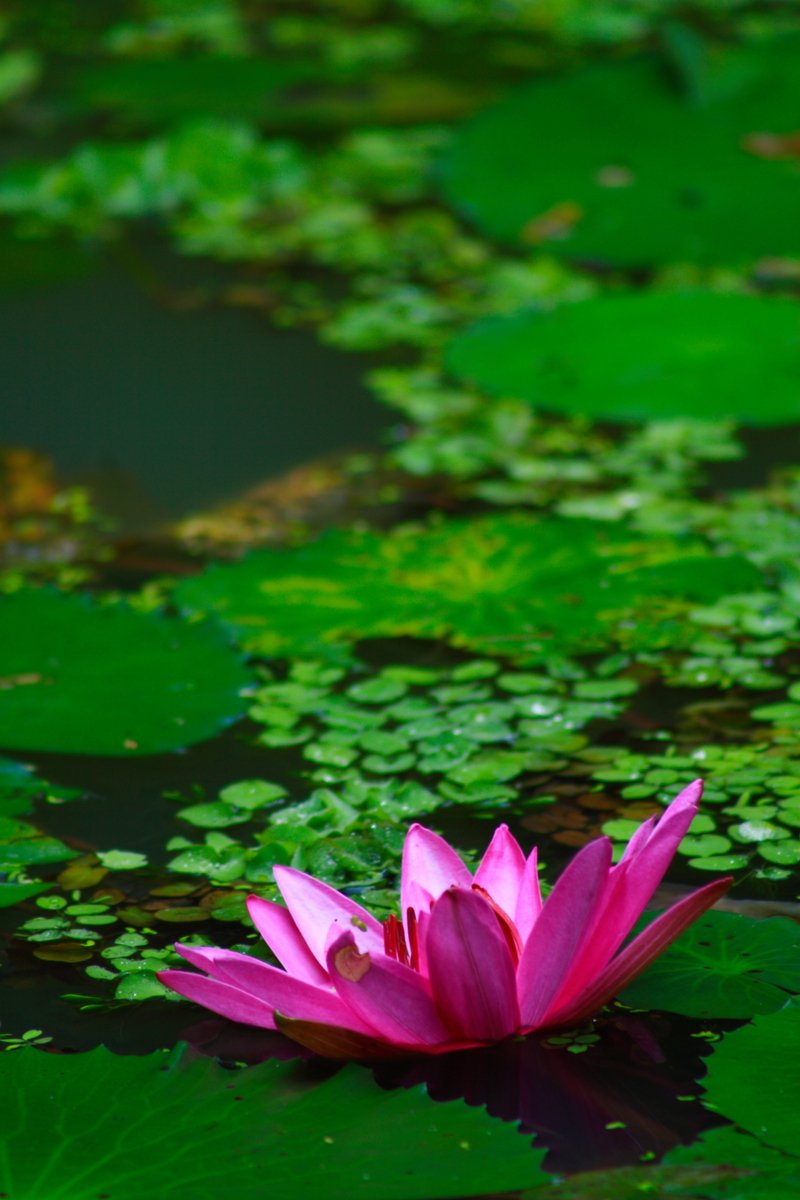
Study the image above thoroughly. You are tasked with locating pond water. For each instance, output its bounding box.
[0,241,386,527]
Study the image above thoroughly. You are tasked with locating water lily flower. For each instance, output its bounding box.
[159,781,730,1059]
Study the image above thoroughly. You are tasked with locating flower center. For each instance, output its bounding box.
[382,910,420,971]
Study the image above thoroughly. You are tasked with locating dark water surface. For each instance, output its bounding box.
[0,242,388,527]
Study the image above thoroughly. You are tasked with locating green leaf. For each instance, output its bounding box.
[620,913,800,1019]
[445,292,800,426]
[177,802,250,829]
[95,850,149,870]
[443,41,800,264]
[218,780,288,809]
[0,881,51,908]
[174,514,760,659]
[0,591,250,755]
[0,1046,548,1200]
[687,853,751,872]
[676,834,733,858]
[702,998,800,1156]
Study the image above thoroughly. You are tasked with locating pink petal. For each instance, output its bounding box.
[618,780,702,872]
[326,931,451,1047]
[246,895,328,986]
[157,971,279,1029]
[514,846,543,943]
[548,780,703,1010]
[401,824,472,922]
[170,944,374,1032]
[274,1014,428,1060]
[543,875,732,1028]
[474,824,526,919]
[273,864,384,968]
[426,887,519,1041]
[517,836,612,1029]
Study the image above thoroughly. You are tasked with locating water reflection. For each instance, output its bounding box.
[185,1011,724,1173]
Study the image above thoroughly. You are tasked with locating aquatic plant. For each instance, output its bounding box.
[160,781,730,1058]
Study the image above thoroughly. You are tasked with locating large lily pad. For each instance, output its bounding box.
[445,292,800,426]
[443,41,800,264]
[620,912,800,1019]
[702,999,800,1157]
[0,590,250,755]
[174,514,760,659]
[0,1046,548,1200]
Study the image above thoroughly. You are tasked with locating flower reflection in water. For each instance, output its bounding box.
[185,1010,724,1174]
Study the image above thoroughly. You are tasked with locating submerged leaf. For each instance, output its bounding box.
[175,514,759,658]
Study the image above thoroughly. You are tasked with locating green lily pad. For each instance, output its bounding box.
[676,834,733,858]
[218,780,288,810]
[0,881,51,909]
[0,590,249,755]
[729,820,790,844]
[0,1046,548,1200]
[175,514,760,659]
[687,853,751,872]
[703,998,800,1156]
[759,841,800,865]
[620,912,800,1019]
[443,41,800,264]
[177,802,251,830]
[445,292,800,426]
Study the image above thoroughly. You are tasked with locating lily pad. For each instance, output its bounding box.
[175,514,760,659]
[0,1046,548,1200]
[443,41,800,264]
[445,293,800,426]
[702,998,800,1156]
[0,880,51,908]
[620,912,800,1019]
[0,590,249,755]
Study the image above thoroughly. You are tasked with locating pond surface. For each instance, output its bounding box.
[0,241,385,527]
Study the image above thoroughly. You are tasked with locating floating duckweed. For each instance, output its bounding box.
[348,677,409,704]
[589,742,800,874]
[248,651,636,805]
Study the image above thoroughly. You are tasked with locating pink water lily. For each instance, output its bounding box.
[159,780,731,1059]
